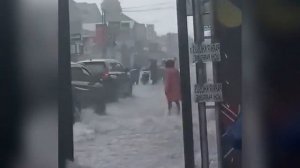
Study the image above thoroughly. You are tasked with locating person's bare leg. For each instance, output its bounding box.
[168,101,172,115]
[175,101,181,115]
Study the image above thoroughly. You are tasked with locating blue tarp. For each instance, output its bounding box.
[226,112,242,150]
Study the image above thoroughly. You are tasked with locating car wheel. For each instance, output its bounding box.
[125,83,133,97]
[111,89,119,101]
[104,85,117,102]
[107,82,119,102]
[95,103,106,115]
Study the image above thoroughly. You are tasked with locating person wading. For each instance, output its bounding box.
[164,59,181,115]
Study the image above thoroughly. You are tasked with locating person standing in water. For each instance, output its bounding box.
[164,59,181,115]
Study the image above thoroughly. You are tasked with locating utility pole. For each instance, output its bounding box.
[210,0,223,167]
[59,0,74,167]
[192,0,210,168]
[176,0,195,167]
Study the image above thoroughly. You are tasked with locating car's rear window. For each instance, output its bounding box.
[71,67,90,81]
[108,62,124,72]
[82,62,106,75]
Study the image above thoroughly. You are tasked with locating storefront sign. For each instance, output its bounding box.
[195,83,223,102]
[190,43,221,62]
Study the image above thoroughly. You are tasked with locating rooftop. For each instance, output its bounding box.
[76,2,103,24]
[106,12,136,23]
[69,0,81,22]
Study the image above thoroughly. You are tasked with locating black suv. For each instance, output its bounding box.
[71,63,106,122]
[78,59,133,101]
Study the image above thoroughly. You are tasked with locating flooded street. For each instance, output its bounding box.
[74,83,185,168]
[73,78,218,168]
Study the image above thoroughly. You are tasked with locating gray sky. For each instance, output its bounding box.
[74,0,193,35]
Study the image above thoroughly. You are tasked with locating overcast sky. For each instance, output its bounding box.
[74,0,193,35]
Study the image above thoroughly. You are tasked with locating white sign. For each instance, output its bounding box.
[71,33,81,41]
[190,43,221,62]
[187,0,193,16]
[70,44,76,55]
[70,43,81,55]
[194,83,223,102]
[204,25,211,31]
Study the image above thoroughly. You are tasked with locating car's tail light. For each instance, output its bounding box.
[101,69,109,80]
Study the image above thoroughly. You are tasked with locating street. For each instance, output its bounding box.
[73,78,218,168]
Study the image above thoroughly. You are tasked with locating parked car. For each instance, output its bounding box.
[78,59,133,101]
[71,63,106,122]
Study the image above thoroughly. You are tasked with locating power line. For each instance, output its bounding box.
[123,6,175,12]
[122,2,171,9]
[122,5,173,10]
[123,6,175,11]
